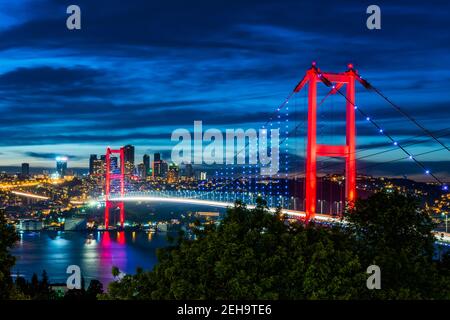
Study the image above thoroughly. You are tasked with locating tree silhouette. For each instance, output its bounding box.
[0,211,19,299]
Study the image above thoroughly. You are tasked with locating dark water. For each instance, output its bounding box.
[11,202,227,287]
[12,230,169,286]
[12,201,448,288]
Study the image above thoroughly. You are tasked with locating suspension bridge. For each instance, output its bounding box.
[101,62,448,229]
[11,63,450,239]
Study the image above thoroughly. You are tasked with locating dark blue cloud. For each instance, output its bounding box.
[0,0,448,180]
[24,152,81,160]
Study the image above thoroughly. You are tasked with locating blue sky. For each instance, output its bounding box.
[0,0,449,180]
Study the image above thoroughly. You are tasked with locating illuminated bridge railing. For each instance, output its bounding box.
[105,190,297,210]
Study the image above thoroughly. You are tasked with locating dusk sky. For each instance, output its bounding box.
[0,0,449,181]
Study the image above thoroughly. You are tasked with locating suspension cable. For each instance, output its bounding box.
[355,74,450,152]
[317,71,445,185]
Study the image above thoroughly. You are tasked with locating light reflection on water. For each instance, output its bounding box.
[11,202,227,287]
[11,230,171,286]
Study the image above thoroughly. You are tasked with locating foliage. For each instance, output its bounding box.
[107,199,366,299]
[13,271,55,300]
[107,193,450,300]
[344,191,450,299]
[0,211,19,299]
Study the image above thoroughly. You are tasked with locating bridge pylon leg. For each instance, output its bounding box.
[104,147,126,230]
[305,72,317,222]
[104,203,110,230]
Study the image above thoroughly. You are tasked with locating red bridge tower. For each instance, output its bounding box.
[104,147,125,229]
[294,63,357,221]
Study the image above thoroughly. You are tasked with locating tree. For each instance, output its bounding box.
[35,270,54,300]
[111,266,120,279]
[30,273,39,297]
[344,191,449,299]
[86,279,103,299]
[107,199,365,299]
[0,211,18,299]
[105,194,450,300]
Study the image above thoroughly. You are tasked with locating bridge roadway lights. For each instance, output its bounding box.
[98,193,450,243]
[104,147,125,229]
[294,63,357,222]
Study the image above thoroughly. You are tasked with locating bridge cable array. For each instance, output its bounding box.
[306,128,450,173]
[317,70,445,186]
[355,75,450,153]
[194,64,448,201]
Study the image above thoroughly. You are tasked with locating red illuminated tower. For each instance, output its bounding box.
[294,63,357,221]
[104,147,125,229]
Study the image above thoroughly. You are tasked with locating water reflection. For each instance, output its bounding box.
[11,202,228,286]
[12,230,170,286]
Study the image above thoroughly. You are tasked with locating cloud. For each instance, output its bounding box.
[0,0,448,179]
[24,152,81,160]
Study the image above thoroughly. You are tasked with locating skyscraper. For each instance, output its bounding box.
[56,156,68,177]
[143,154,150,178]
[123,145,135,164]
[89,154,97,175]
[167,163,179,183]
[137,163,145,179]
[93,158,104,176]
[154,153,161,162]
[123,145,135,175]
[21,163,30,176]
[153,159,168,178]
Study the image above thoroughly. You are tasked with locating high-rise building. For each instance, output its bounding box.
[92,158,104,176]
[137,163,145,179]
[167,163,179,183]
[21,163,30,176]
[123,145,135,175]
[153,159,168,178]
[124,145,135,164]
[89,154,97,175]
[199,171,207,180]
[56,156,68,177]
[154,153,161,162]
[143,154,150,178]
